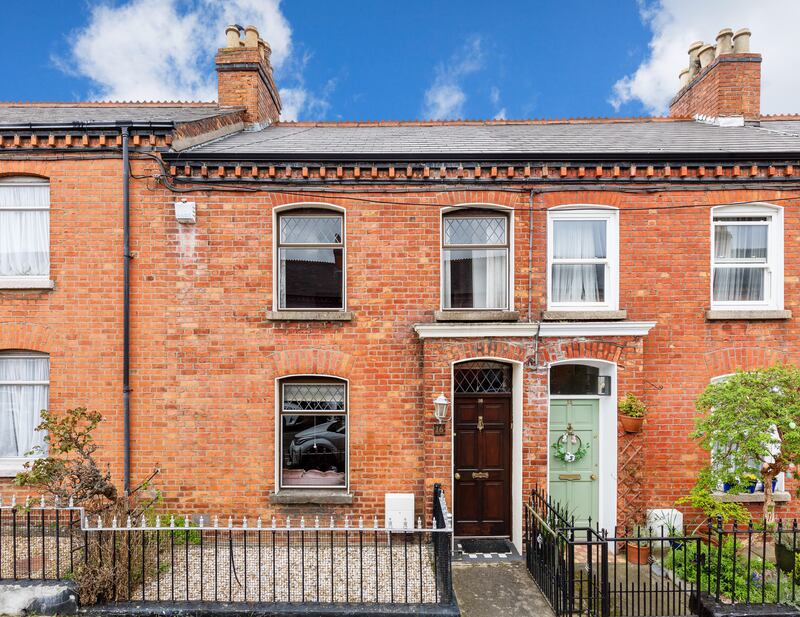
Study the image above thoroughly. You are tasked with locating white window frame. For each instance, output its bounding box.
[439,205,514,312]
[271,203,347,312]
[0,350,49,477]
[710,204,783,311]
[547,206,619,312]
[709,373,785,493]
[276,376,349,491]
[0,177,51,289]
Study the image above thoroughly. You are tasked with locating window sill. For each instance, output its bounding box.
[0,277,54,290]
[265,311,353,322]
[705,309,792,321]
[713,491,791,503]
[0,458,35,477]
[269,490,354,505]
[434,310,519,322]
[543,310,627,321]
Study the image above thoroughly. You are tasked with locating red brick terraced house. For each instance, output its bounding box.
[1,25,800,553]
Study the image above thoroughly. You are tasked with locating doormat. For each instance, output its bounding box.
[459,538,513,554]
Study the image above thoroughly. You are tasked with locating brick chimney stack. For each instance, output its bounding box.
[215,25,281,127]
[669,28,761,121]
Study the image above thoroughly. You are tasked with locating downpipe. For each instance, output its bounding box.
[121,124,132,495]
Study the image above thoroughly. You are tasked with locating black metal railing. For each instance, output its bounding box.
[0,494,454,608]
[524,487,800,617]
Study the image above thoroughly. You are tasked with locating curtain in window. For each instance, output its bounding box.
[443,249,507,309]
[713,223,768,302]
[0,355,48,458]
[0,184,50,277]
[552,220,606,303]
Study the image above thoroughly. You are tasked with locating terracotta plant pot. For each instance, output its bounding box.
[625,542,651,565]
[620,415,644,433]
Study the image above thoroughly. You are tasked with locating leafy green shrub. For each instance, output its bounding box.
[663,538,779,603]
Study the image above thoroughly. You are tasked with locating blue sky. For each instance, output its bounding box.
[1,1,797,121]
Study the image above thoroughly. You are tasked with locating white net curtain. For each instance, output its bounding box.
[0,352,49,458]
[0,179,50,278]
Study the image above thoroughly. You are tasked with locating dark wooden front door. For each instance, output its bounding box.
[453,395,511,537]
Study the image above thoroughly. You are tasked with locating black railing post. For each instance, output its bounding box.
[600,532,610,617]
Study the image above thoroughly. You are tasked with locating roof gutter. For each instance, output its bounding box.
[0,121,176,132]
[162,150,800,164]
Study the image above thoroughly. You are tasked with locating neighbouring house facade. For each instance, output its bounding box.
[1,25,800,551]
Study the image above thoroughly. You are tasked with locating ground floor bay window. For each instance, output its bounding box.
[279,377,347,489]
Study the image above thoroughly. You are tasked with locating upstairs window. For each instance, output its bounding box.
[0,351,48,468]
[442,211,509,310]
[547,208,619,311]
[0,177,50,282]
[712,205,782,309]
[277,209,344,310]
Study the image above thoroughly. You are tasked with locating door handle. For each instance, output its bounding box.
[454,472,461,480]
[472,471,489,479]
[477,416,484,431]
[591,474,597,481]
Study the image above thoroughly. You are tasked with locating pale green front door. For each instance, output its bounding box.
[549,398,599,528]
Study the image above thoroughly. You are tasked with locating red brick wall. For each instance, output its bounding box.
[2,158,798,525]
[670,54,761,119]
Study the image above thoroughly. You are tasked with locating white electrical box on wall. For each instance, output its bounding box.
[385,493,414,530]
[174,200,196,224]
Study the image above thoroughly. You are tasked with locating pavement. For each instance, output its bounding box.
[452,561,555,617]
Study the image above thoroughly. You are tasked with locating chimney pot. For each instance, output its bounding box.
[687,41,704,78]
[733,28,752,53]
[679,68,690,88]
[698,44,716,68]
[715,28,733,56]
[244,25,259,48]
[225,25,240,48]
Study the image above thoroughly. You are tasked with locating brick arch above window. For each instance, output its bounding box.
[703,346,789,379]
[266,348,356,380]
[0,322,53,354]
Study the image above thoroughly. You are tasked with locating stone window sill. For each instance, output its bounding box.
[269,490,354,505]
[713,491,791,503]
[705,309,791,321]
[434,310,519,322]
[0,457,36,477]
[265,311,353,322]
[543,310,627,321]
[0,277,54,290]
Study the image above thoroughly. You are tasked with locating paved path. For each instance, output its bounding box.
[453,560,555,617]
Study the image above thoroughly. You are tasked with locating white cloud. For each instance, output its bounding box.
[58,0,327,120]
[489,86,506,119]
[610,0,800,115]
[422,37,483,119]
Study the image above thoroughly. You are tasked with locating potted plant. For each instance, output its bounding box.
[625,518,652,565]
[619,393,647,433]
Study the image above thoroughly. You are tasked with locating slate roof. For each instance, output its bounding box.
[185,119,800,160]
[0,104,238,126]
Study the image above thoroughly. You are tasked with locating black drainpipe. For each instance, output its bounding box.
[121,124,132,495]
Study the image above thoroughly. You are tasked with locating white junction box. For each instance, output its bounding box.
[174,200,197,224]
[385,493,414,530]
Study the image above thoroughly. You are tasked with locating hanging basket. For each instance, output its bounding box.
[620,415,644,433]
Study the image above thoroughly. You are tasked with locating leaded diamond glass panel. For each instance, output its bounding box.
[283,383,346,412]
[454,361,512,393]
[444,216,506,246]
[281,216,342,244]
